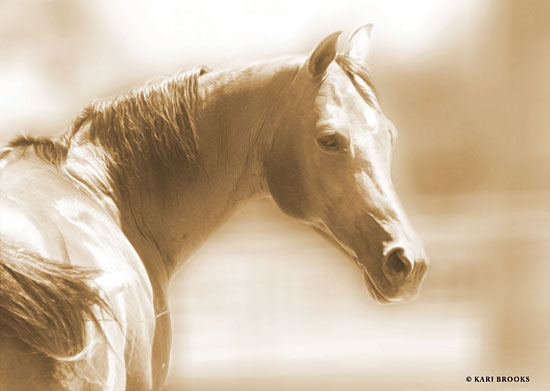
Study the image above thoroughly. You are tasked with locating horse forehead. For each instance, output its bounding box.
[317,73,380,133]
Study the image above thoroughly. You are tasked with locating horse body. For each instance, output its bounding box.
[1,150,155,389]
[0,26,428,390]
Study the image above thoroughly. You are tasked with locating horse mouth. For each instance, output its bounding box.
[310,223,394,304]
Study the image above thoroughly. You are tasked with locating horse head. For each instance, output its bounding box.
[265,25,428,303]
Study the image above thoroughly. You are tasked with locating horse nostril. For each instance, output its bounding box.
[383,248,413,284]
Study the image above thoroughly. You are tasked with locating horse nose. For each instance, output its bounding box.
[382,247,414,285]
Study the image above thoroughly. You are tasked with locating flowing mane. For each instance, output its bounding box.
[4,66,209,169]
[71,66,208,168]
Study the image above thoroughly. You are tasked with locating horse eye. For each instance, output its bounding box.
[316,132,346,152]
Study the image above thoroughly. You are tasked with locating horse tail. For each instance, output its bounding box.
[0,242,111,360]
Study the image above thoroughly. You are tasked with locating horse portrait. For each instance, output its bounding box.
[0,25,428,390]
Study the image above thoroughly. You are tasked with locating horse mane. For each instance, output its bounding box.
[70,66,209,169]
[0,242,111,373]
[3,66,209,170]
[4,134,69,166]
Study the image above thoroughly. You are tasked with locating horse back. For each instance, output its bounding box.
[0,151,156,389]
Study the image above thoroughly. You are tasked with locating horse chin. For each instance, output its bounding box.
[308,223,404,304]
[355,261,393,304]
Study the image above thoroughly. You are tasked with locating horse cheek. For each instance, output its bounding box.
[265,148,309,219]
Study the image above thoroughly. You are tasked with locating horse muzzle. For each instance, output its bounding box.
[358,246,429,304]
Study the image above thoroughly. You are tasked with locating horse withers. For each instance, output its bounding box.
[0,25,428,390]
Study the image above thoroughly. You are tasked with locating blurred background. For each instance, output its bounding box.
[1,0,548,389]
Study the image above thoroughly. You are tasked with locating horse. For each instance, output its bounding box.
[0,25,428,390]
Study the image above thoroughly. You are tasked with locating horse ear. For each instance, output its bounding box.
[305,31,342,80]
[344,24,374,65]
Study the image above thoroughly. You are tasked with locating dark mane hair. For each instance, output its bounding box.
[335,54,378,107]
[4,135,69,166]
[3,66,208,169]
[71,66,208,168]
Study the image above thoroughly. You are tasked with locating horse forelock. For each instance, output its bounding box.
[334,54,378,108]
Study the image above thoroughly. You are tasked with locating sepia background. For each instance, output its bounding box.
[1,0,548,389]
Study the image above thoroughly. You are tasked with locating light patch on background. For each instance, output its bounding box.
[0,0,489,134]
[0,61,65,133]
[92,0,487,65]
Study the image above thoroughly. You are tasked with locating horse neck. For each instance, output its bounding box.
[66,62,298,285]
